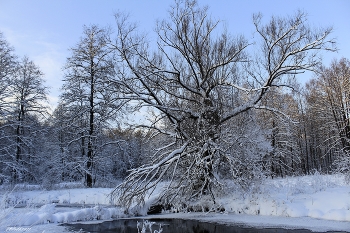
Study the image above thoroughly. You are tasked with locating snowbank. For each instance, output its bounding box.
[15,204,124,225]
[1,174,350,232]
[2,187,113,206]
[0,187,123,232]
[217,174,350,222]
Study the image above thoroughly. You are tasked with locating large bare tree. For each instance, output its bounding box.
[111,1,335,209]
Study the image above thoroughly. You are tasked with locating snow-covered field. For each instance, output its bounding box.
[1,174,350,232]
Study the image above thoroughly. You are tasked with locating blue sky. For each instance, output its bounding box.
[0,0,349,109]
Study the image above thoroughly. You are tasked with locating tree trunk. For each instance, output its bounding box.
[14,102,24,183]
[86,65,94,188]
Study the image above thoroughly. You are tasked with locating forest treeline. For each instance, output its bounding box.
[0,1,349,204]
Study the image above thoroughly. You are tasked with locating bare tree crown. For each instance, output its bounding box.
[110,0,335,209]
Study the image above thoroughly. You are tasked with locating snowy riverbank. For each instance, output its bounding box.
[1,174,350,232]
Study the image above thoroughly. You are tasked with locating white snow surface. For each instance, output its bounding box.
[1,174,350,232]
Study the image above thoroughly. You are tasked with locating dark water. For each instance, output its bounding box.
[64,218,338,233]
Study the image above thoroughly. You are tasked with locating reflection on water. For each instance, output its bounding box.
[64,218,327,233]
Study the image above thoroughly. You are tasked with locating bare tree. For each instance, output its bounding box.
[3,56,49,183]
[0,34,50,184]
[0,32,17,113]
[0,32,17,183]
[61,25,126,187]
[110,1,335,209]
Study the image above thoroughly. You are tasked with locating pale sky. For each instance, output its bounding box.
[0,0,349,110]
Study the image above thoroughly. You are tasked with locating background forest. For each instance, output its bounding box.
[0,0,349,207]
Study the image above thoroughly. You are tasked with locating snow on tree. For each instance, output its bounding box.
[258,83,304,178]
[0,32,17,116]
[305,58,350,178]
[109,0,335,209]
[1,57,49,183]
[60,25,127,187]
[0,32,18,183]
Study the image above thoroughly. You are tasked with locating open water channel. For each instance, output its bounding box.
[65,218,346,233]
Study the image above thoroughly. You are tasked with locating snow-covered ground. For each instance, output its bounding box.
[1,174,350,232]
